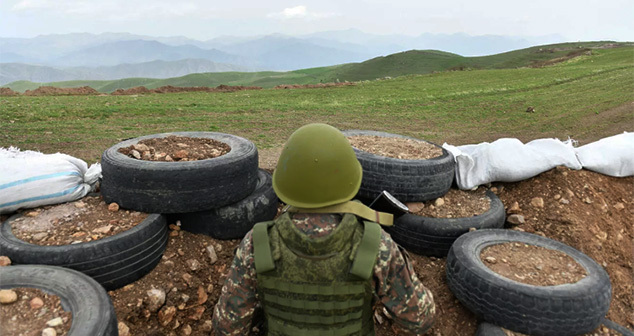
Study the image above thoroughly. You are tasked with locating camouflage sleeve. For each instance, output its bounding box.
[212,230,258,336]
[373,231,436,335]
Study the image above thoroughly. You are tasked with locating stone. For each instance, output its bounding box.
[118,322,131,336]
[564,188,575,199]
[197,286,208,305]
[93,225,112,234]
[530,197,544,208]
[46,317,64,327]
[186,259,200,271]
[130,149,141,159]
[158,305,177,326]
[172,320,181,330]
[405,202,424,213]
[507,201,521,214]
[182,273,193,286]
[434,198,445,207]
[614,202,625,210]
[207,284,214,293]
[559,198,570,204]
[490,187,498,193]
[134,144,150,152]
[181,324,193,336]
[206,245,218,264]
[176,143,189,148]
[554,194,561,200]
[0,256,11,266]
[484,256,497,264]
[32,232,48,241]
[169,224,181,231]
[173,150,189,160]
[74,201,86,208]
[142,152,152,160]
[25,211,40,217]
[108,203,120,212]
[170,230,180,237]
[188,306,205,320]
[42,328,57,336]
[146,288,166,312]
[202,320,213,332]
[165,155,174,162]
[507,214,525,226]
[30,297,44,309]
[583,197,593,204]
[0,289,18,304]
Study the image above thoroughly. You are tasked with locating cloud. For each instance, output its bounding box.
[268,5,339,20]
[11,0,215,20]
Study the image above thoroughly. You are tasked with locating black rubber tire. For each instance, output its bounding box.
[0,265,118,335]
[446,229,612,336]
[475,322,507,336]
[0,213,168,290]
[475,319,634,336]
[167,169,279,240]
[101,131,259,213]
[342,130,455,202]
[386,190,505,256]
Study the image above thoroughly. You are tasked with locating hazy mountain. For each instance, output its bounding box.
[49,40,248,67]
[0,30,570,83]
[0,59,251,85]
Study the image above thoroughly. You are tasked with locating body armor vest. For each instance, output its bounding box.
[252,212,381,336]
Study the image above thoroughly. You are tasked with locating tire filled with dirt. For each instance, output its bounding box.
[100,132,259,214]
[0,213,168,290]
[0,265,118,335]
[167,169,279,240]
[342,130,454,202]
[387,190,505,256]
[446,229,612,336]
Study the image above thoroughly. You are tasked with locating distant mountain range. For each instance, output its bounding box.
[8,41,629,93]
[0,30,568,85]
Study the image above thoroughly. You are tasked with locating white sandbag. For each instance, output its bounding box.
[0,147,102,214]
[443,138,582,190]
[575,132,634,177]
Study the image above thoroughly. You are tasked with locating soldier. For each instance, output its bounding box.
[212,123,436,335]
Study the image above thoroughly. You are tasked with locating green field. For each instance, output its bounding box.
[6,41,629,93]
[1,45,632,164]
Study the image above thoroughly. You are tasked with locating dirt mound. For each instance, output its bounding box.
[274,82,355,89]
[110,86,153,95]
[23,86,98,96]
[111,84,262,95]
[0,88,18,96]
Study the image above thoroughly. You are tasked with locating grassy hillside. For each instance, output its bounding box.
[5,41,629,93]
[1,45,631,164]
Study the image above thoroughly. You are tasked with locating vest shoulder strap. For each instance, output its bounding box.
[349,221,382,280]
[253,221,276,274]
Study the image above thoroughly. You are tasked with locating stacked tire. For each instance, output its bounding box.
[343,130,505,256]
[100,132,278,240]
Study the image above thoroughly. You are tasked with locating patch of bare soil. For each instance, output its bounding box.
[481,242,588,286]
[347,135,443,160]
[530,49,593,68]
[0,87,18,96]
[22,86,99,96]
[407,188,490,218]
[273,82,355,89]
[11,195,147,246]
[117,135,230,162]
[0,287,72,336]
[109,224,241,336]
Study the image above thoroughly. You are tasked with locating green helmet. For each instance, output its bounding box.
[273,123,362,208]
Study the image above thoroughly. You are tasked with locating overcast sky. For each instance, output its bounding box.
[0,0,632,41]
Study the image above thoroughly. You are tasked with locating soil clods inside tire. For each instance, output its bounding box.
[118,135,230,162]
[408,188,491,218]
[347,135,442,160]
[0,287,72,336]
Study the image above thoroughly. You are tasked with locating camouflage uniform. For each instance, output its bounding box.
[212,212,436,335]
